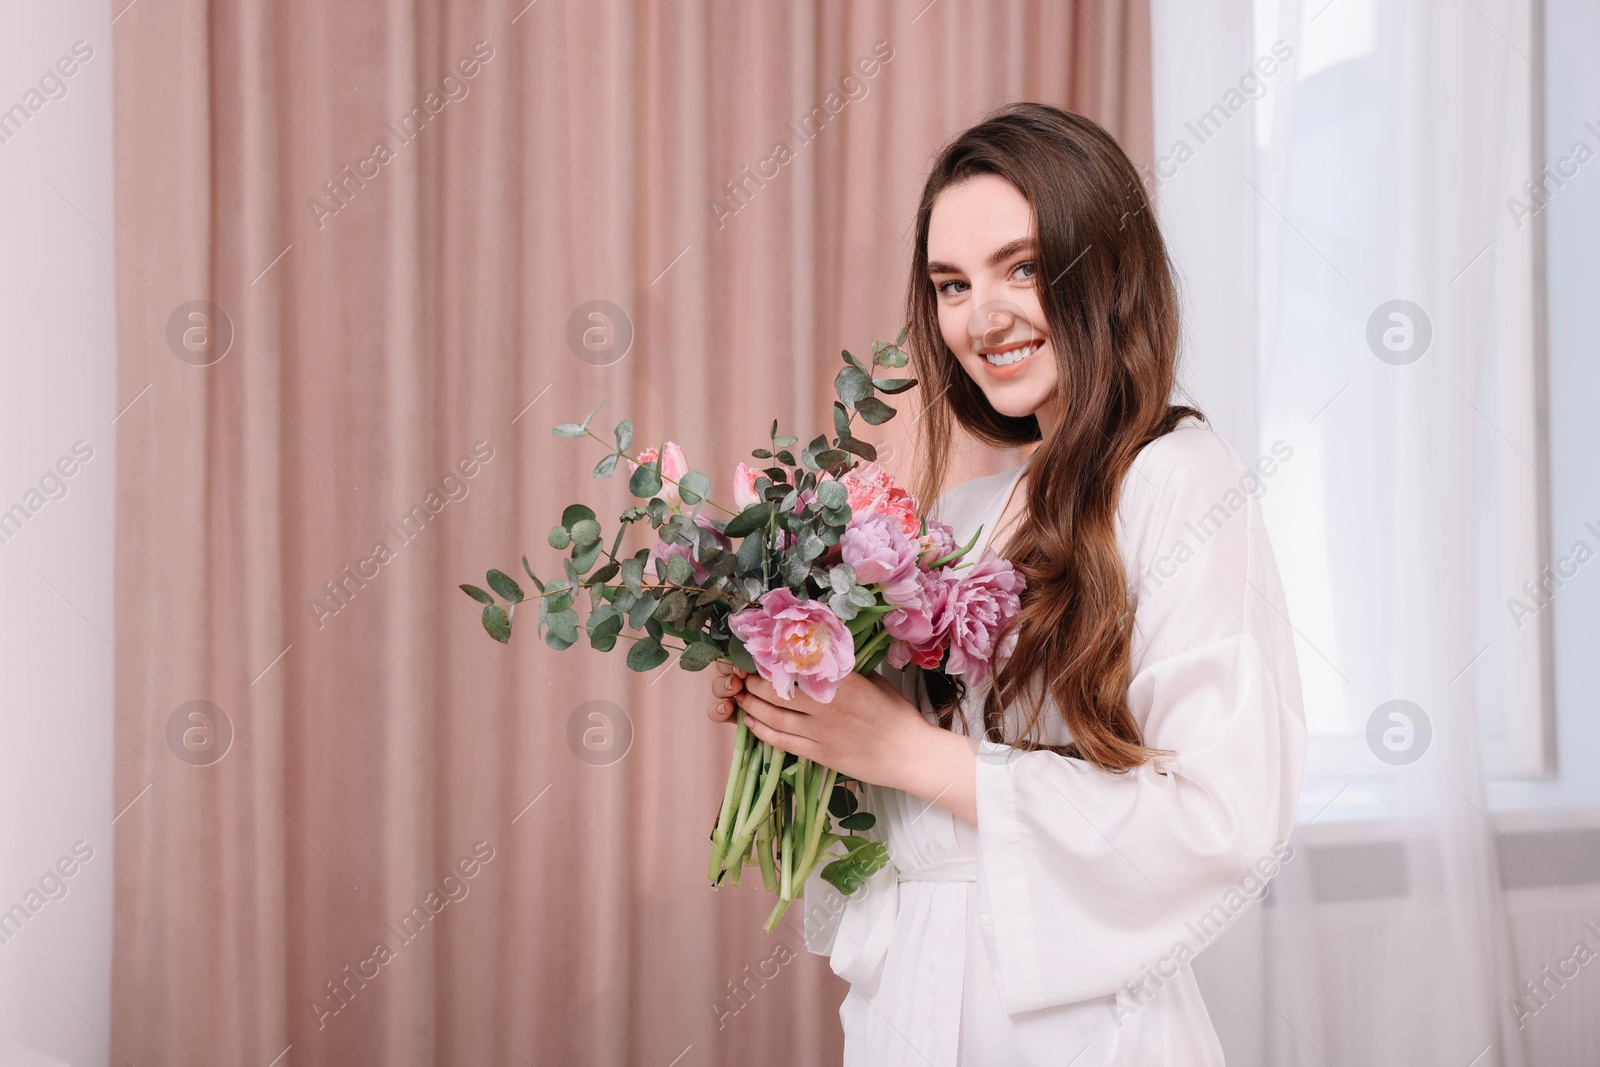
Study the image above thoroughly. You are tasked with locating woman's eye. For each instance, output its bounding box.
[1012,261,1038,282]
[936,279,969,297]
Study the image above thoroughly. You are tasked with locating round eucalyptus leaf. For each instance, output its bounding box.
[629,464,663,498]
[486,569,524,603]
[679,470,711,505]
[562,504,597,528]
[626,637,670,672]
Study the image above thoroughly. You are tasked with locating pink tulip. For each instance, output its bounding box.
[732,463,763,510]
[631,442,690,510]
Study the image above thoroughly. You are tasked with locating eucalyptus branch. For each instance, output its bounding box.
[480,579,736,609]
[578,624,692,655]
[581,429,738,515]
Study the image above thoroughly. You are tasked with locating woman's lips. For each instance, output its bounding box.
[975,338,1045,380]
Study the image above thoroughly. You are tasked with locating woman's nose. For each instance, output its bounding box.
[967,299,1029,348]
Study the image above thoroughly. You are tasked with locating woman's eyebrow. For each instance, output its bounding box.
[926,237,1037,276]
[984,237,1036,267]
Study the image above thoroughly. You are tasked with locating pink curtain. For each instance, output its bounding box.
[111,2,1150,1063]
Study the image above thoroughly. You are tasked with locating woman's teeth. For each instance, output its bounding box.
[984,342,1037,366]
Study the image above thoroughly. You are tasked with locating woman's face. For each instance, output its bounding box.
[926,174,1059,425]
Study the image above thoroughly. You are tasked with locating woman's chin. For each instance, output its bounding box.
[975,382,1054,422]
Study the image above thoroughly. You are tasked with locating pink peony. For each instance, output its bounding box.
[729,589,856,703]
[649,513,729,584]
[839,512,921,606]
[938,551,1025,683]
[885,568,951,670]
[732,463,763,510]
[629,442,690,510]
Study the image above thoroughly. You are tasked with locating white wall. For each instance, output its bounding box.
[0,2,116,1065]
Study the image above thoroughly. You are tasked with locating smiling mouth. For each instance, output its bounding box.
[978,338,1045,367]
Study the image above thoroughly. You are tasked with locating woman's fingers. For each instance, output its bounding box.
[707,661,753,722]
[707,699,737,722]
[738,697,815,759]
[709,660,749,697]
[735,693,811,737]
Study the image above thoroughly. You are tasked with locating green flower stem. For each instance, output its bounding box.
[708,711,752,882]
[719,739,764,882]
[779,782,796,901]
[722,740,786,877]
[854,628,893,665]
[756,811,779,892]
[926,524,983,568]
[736,740,768,833]
[774,780,791,896]
[859,644,893,676]
[764,894,794,932]
[796,766,838,892]
[771,795,799,931]
[786,759,809,900]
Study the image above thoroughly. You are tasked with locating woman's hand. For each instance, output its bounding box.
[707,659,981,823]
[707,660,748,723]
[734,672,931,789]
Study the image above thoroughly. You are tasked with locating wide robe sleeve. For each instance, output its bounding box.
[972,425,1307,1014]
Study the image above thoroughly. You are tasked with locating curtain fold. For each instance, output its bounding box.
[111,2,1151,1063]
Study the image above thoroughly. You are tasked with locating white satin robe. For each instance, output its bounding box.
[802,421,1307,1066]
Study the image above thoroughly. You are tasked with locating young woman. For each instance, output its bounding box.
[706,103,1306,1066]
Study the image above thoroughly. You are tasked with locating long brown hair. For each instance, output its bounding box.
[906,102,1200,772]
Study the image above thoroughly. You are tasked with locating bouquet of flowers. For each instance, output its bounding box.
[461,334,1024,930]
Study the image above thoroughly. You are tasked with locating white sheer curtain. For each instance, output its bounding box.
[1151,0,1543,1063]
